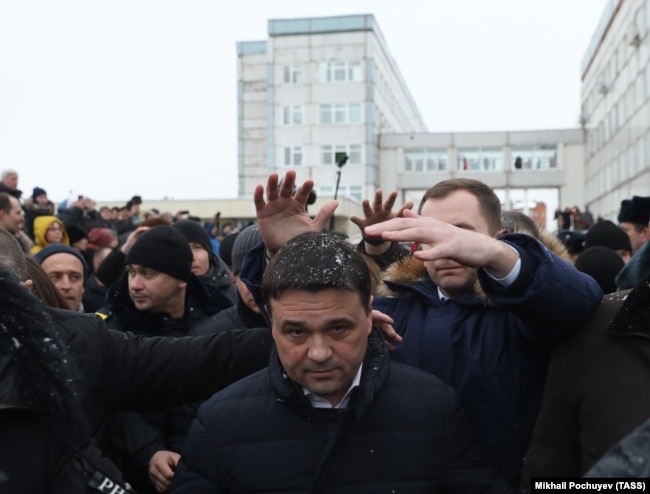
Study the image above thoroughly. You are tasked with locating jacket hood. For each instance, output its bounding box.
[23,196,55,214]
[31,215,70,254]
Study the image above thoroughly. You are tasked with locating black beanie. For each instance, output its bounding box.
[34,244,87,278]
[584,220,632,252]
[171,219,212,254]
[575,246,625,294]
[125,226,192,281]
[66,224,88,245]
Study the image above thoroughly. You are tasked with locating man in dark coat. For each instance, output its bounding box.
[0,226,273,492]
[171,232,502,493]
[99,225,233,492]
[240,171,603,489]
[521,276,650,487]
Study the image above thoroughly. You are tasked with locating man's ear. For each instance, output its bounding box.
[495,228,509,238]
[22,279,33,290]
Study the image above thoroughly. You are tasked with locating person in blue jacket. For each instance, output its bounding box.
[240,170,603,489]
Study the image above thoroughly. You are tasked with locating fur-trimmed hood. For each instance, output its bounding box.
[375,231,571,303]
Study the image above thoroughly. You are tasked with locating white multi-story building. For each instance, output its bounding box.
[581,0,650,220]
[237,14,593,232]
[237,14,427,203]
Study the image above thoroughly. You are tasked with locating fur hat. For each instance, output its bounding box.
[618,196,650,225]
[125,225,192,281]
[231,225,262,275]
[88,227,116,248]
[66,224,88,245]
[585,220,632,252]
[32,187,47,200]
[171,219,212,254]
[575,246,625,294]
[34,244,87,277]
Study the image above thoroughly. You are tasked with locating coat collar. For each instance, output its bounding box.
[268,328,390,422]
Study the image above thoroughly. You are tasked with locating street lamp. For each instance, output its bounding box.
[329,152,348,231]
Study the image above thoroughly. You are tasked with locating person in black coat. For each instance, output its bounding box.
[0,226,273,492]
[0,262,129,493]
[171,232,503,493]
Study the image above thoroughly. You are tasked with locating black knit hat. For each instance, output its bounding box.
[66,224,88,245]
[125,226,192,281]
[34,244,87,278]
[585,220,632,252]
[171,219,212,254]
[618,196,650,225]
[575,246,625,294]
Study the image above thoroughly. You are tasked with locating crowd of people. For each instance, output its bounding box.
[1,166,650,493]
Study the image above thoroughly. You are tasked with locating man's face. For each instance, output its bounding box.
[0,196,25,234]
[100,208,112,221]
[235,274,261,313]
[270,288,372,407]
[127,264,186,315]
[2,173,18,190]
[189,242,210,276]
[619,222,650,255]
[420,190,493,297]
[40,253,85,311]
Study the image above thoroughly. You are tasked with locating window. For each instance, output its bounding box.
[510,145,557,171]
[404,148,448,172]
[283,146,303,166]
[319,103,363,124]
[322,145,362,165]
[319,61,363,83]
[283,105,302,125]
[457,147,503,171]
[283,64,302,84]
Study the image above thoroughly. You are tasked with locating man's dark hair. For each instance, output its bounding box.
[501,211,540,239]
[262,232,371,314]
[0,191,13,214]
[418,178,502,235]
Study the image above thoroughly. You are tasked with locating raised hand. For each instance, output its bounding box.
[253,170,337,255]
[365,209,517,277]
[350,190,414,238]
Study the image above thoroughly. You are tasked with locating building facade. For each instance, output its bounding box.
[581,0,650,220]
[236,14,593,232]
[237,14,428,202]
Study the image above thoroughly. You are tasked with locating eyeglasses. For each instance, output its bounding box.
[47,225,63,231]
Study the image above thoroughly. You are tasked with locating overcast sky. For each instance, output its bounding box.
[0,0,609,203]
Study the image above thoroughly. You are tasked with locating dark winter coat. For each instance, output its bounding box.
[22,196,55,240]
[521,280,650,485]
[54,308,271,490]
[241,234,603,488]
[190,296,268,336]
[0,270,128,493]
[171,330,502,493]
[100,269,232,490]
